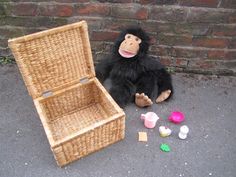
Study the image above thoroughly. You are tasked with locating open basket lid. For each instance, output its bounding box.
[8,21,95,99]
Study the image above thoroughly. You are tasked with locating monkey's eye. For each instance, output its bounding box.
[125,34,132,39]
[135,37,141,43]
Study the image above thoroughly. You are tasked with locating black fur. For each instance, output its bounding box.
[96,27,173,108]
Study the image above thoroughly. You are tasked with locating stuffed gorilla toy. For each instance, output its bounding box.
[96,27,173,108]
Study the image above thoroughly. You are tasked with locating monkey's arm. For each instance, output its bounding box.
[95,58,115,83]
[141,56,173,102]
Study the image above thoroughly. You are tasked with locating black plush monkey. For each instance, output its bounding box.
[96,27,173,108]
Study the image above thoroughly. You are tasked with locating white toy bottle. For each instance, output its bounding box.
[178,125,189,140]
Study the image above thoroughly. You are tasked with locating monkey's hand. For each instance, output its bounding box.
[135,93,153,107]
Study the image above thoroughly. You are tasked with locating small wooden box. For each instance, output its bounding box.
[8,21,125,167]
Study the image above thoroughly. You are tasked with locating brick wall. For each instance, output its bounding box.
[0,0,236,75]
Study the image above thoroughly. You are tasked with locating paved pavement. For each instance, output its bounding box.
[1,65,236,177]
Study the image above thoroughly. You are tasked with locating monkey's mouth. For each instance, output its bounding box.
[118,49,136,58]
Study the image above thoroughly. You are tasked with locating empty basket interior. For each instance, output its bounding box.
[38,79,120,143]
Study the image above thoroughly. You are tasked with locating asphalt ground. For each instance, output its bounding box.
[1,65,236,177]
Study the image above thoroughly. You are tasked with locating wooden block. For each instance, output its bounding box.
[138,132,147,142]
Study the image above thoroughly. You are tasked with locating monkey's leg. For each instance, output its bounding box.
[110,79,136,108]
[155,69,173,103]
[135,74,155,107]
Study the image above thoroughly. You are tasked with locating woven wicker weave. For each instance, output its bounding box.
[8,21,125,167]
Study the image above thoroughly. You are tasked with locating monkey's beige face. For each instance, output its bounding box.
[118,34,142,58]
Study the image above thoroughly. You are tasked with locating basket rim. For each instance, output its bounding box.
[34,97,125,148]
[8,21,87,44]
[34,78,125,148]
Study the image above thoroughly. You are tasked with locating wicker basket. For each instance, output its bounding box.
[8,21,125,167]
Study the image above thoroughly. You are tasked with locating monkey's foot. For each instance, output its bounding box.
[156,90,171,103]
[135,93,153,108]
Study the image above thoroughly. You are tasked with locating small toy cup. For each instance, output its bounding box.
[168,111,185,124]
[141,112,159,129]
